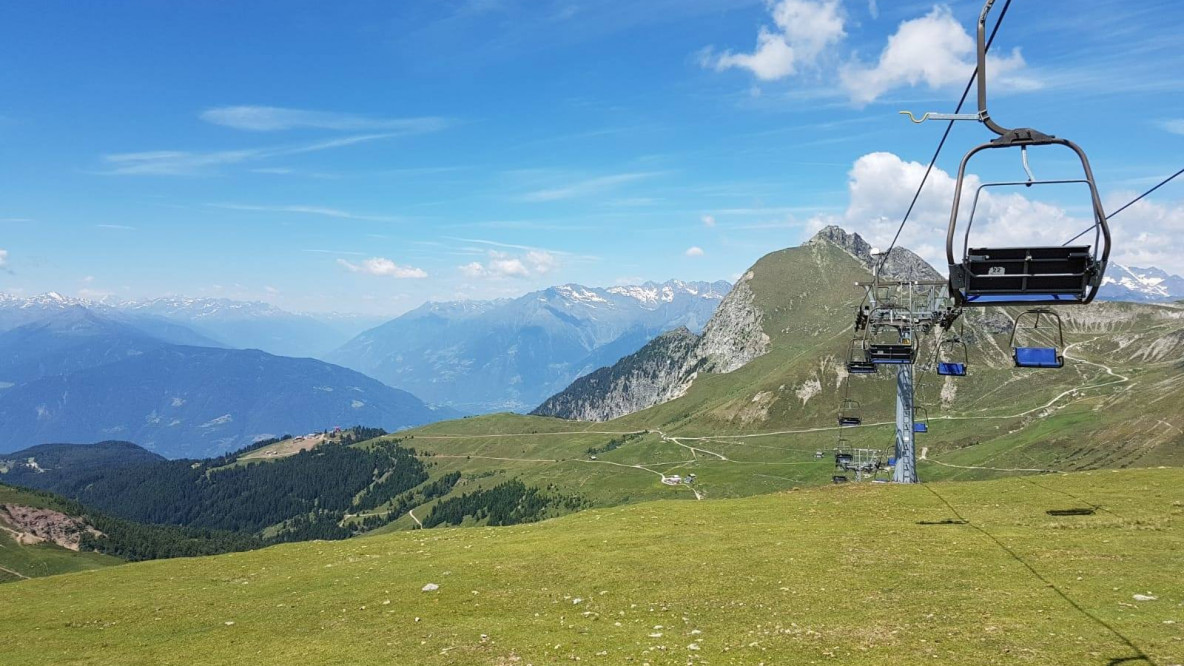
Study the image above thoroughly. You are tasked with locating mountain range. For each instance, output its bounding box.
[0,293,381,358]
[1099,264,1184,302]
[0,307,448,458]
[326,279,731,413]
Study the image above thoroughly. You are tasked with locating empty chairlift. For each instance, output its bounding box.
[846,339,878,375]
[837,399,862,427]
[936,338,969,377]
[940,0,1110,307]
[868,334,916,365]
[1010,309,1065,369]
[913,407,930,434]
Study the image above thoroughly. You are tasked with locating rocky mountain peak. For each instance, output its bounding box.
[805,225,942,282]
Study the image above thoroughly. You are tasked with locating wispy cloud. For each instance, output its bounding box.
[101,132,425,176]
[201,106,448,133]
[209,203,403,222]
[337,257,428,278]
[1159,119,1184,135]
[96,224,136,230]
[685,246,705,257]
[302,249,367,256]
[518,172,664,202]
[0,248,9,272]
[0,217,34,223]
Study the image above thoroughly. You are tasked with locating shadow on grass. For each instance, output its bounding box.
[924,485,1156,666]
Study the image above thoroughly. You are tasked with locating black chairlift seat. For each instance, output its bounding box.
[846,338,878,375]
[868,343,915,365]
[837,398,862,427]
[953,246,1096,305]
[946,130,1111,308]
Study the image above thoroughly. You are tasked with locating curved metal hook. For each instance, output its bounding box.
[899,110,980,124]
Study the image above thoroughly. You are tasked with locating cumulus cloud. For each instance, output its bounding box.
[704,3,1037,105]
[840,5,1033,105]
[685,246,705,257]
[808,151,1119,273]
[200,106,447,133]
[704,0,845,80]
[337,257,428,278]
[459,250,559,279]
[0,249,8,270]
[702,214,717,227]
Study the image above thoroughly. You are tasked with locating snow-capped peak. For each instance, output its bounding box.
[1099,263,1184,303]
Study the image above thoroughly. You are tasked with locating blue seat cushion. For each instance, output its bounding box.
[965,293,1078,303]
[937,362,966,376]
[1014,347,1063,368]
[913,423,928,433]
[871,358,911,365]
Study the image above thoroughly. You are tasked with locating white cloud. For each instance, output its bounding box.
[1159,119,1184,135]
[210,203,401,222]
[96,224,135,230]
[519,172,662,202]
[0,249,8,270]
[704,0,845,81]
[702,214,717,227]
[812,151,1184,276]
[705,3,1038,105]
[101,132,410,176]
[458,250,559,279]
[840,5,1033,105]
[200,106,447,133]
[685,246,705,257]
[337,257,428,279]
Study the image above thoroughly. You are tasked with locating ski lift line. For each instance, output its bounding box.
[1062,165,1184,247]
[866,0,1015,295]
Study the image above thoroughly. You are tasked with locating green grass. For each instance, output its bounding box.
[0,485,121,582]
[1,468,1180,665]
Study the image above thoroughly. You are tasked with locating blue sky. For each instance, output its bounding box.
[1,0,1182,314]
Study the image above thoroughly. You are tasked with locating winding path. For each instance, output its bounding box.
[0,564,29,580]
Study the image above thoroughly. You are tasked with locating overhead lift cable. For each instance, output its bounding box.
[1062,165,1184,246]
[869,0,1014,284]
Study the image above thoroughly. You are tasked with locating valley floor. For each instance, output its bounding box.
[1,468,1181,665]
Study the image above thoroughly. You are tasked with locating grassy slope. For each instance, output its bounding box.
[1,468,1180,665]
[352,243,1183,526]
[0,485,121,583]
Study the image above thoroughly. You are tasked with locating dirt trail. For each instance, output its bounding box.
[0,564,29,580]
[408,509,422,528]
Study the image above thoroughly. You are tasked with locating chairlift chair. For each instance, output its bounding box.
[868,337,916,365]
[936,338,969,377]
[837,399,862,427]
[1010,308,1065,369]
[935,0,1110,307]
[846,339,878,375]
[913,407,930,434]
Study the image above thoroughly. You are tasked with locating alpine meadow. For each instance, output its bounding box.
[1,1,1183,665]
